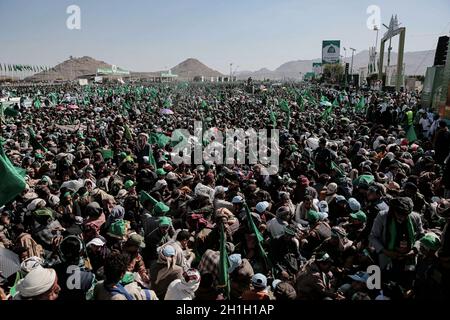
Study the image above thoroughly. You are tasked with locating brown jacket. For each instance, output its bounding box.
[295,261,337,300]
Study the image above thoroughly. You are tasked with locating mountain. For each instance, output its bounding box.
[237,50,436,80]
[25,56,223,82]
[26,56,112,82]
[170,58,223,80]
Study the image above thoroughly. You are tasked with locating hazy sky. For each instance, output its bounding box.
[1,0,449,73]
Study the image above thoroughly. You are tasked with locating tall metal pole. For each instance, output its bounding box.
[350,48,356,84]
[229,63,233,82]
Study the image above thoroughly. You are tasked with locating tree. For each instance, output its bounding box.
[322,63,344,83]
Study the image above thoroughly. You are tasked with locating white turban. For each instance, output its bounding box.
[16,267,57,298]
[27,198,46,212]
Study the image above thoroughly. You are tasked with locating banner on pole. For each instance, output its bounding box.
[322,40,341,64]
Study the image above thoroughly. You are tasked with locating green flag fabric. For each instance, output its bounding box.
[331,161,345,177]
[149,132,171,148]
[28,128,47,152]
[100,149,114,160]
[406,125,417,143]
[33,97,41,109]
[124,124,133,141]
[148,147,157,168]
[355,96,366,111]
[218,222,231,300]
[244,204,274,275]
[0,144,26,207]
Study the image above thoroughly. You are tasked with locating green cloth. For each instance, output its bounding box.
[33,208,53,219]
[406,125,417,143]
[124,124,133,141]
[355,96,366,111]
[159,216,172,226]
[154,202,170,215]
[100,149,114,160]
[156,168,166,175]
[353,174,374,186]
[28,128,47,152]
[331,161,345,177]
[139,191,158,205]
[0,144,26,207]
[419,233,440,251]
[387,215,415,251]
[350,210,367,223]
[124,180,135,190]
[244,204,274,275]
[120,272,135,285]
[108,219,126,238]
[307,210,320,223]
[149,132,170,148]
[218,222,231,299]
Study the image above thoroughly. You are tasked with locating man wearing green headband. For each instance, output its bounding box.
[143,216,174,268]
[415,233,442,299]
[369,197,424,288]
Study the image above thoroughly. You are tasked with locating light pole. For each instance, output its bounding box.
[229,63,233,82]
[350,48,356,84]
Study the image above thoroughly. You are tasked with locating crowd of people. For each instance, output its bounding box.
[0,80,449,300]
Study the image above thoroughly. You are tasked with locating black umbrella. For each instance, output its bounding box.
[0,247,20,282]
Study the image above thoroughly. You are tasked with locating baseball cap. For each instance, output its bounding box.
[214,186,229,196]
[228,254,242,273]
[156,168,167,176]
[124,180,135,190]
[335,195,347,203]
[255,201,270,213]
[86,237,106,248]
[162,245,176,257]
[232,195,244,204]
[348,271,369,283]
[348,198,361,212]
[326,183,338,195]
[318,200,329,213]
[154,202,170,215]
[307,210,320,223]
[419,233,441,251]
[315,252,333,263]
[251,273,267,288]
[126,233,146,248]
[159,216,172,227]
[350,210,367,223]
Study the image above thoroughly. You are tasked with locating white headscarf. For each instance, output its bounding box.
[16,267,56,299]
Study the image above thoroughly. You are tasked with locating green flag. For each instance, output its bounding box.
[218,222,231,300]
[331,161,345,177]
[269,107,277,127]
[124,124,133,141]
[139,191,158,205]
[406,125,417,143]
[332,98,339,107]
[0,144,26,207]
[28,128,47,152]
[355,96,366,111]
[100,149,114,160]
[148,147,157,168]
[320,104,333,122]
[244,204,274,275]
[33,97,41,109]
[149,132,171,148]
[279,100,291,129]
